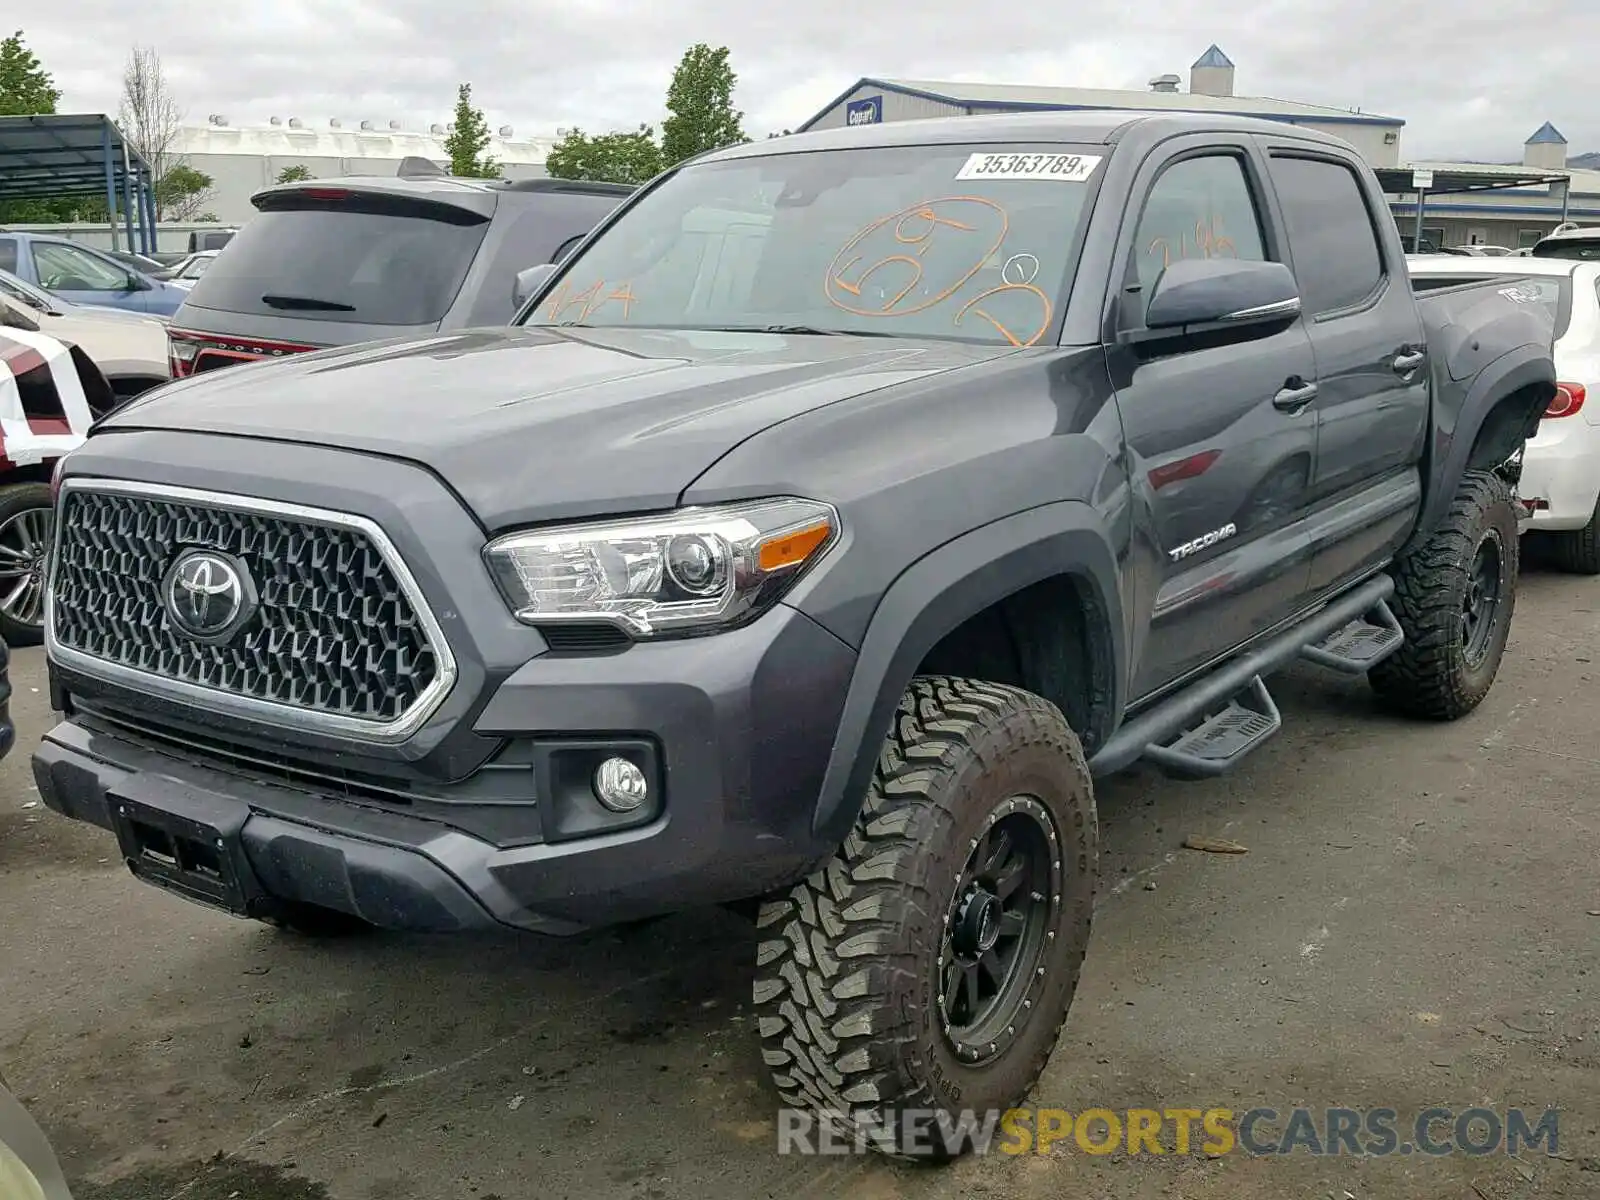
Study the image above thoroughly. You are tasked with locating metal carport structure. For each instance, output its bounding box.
[1377,163,1573,250]
[0,113,158,254]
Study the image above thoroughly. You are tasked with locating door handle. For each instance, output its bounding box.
[1273,378,1319,413]
[1392,349,1426,373]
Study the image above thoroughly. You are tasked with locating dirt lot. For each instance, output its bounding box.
[3,566,1598,1200]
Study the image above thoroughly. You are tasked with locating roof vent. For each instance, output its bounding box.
[388,120,401,130]
[208,113,228,125]
[498,125,514,137]
[288,117,304,129]
[1149,74,1182,93]
[269,116,282,126]
[329,118,342,128]
[429,123,445,135]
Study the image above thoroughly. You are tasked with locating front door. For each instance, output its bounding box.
[1105,141,1320,701]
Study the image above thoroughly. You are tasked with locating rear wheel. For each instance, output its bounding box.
[0,483,53,647]
[753,677,1097,1159]
[1370,471,1519,719]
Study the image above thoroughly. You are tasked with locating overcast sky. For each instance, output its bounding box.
[19,1,1597,160]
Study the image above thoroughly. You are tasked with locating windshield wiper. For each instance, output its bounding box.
[260,294,357,312]
[695,324,903,338]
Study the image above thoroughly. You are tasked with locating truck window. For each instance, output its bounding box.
[1129,154,1266,318]
[1267,155,1385,315]
[0,239,16,273]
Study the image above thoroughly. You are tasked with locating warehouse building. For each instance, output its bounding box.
[1387,123,1600,252]
[166,117,556,224]
[798,46,1407,167]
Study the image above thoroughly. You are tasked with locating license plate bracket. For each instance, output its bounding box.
[108,774,265,917]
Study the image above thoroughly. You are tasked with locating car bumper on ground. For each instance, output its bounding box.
[1520,423,1600,531]
[32,604,857,934]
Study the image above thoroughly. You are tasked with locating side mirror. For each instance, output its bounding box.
[512,263,557,311]
[1142,258,1301,331]
[126,272,151,293]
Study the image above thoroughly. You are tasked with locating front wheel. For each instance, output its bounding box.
[753,676,1097,1160]
[0,483,53,646]
[1369,471,1519,719]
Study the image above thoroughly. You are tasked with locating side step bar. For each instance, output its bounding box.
[1089,574,1395,778]
[1299,599,1404,674]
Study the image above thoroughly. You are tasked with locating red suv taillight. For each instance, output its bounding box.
[168,329,201,378]
[1546,382,1586,418]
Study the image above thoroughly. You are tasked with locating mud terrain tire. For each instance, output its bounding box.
[1370,471,1519,719]
[753,676,1097,1159]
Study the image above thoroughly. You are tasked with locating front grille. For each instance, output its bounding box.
[50,484,448,732]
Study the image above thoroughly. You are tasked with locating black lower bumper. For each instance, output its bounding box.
[33,604,860,934]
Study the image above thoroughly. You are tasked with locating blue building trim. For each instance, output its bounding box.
[1526,121,1566,145]
[1193,45,1235,68]
[1388,201,1600,217]
[797,77,1404,132]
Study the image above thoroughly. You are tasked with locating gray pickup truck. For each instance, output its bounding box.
[35,111,1554,1158]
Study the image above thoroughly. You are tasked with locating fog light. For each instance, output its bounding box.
[593,756,649,812]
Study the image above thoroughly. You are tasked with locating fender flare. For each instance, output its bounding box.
[808,501,1126,845]
[1408,345,1554,553]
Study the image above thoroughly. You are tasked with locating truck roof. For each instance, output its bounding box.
[707,109,1358,162]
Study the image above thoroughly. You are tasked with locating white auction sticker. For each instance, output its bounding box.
[955,151,1103,182]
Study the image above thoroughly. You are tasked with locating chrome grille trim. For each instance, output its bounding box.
[44,478,458,744]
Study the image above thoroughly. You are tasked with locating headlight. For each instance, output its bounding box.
[484,498,838,637]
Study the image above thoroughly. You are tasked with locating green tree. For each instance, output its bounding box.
[0,30,59,115]
[545,125,663,185]
[660,43,746,168]
[0,31,70,222]
[275,164,313,184]
[156,163,214,220]
[443,83,499,178]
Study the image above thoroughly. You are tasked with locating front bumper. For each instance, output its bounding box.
[34,603,857,934]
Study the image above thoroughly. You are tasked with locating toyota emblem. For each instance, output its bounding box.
[162,549,257,642]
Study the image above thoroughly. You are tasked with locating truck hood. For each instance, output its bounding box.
[100,325,1011,528]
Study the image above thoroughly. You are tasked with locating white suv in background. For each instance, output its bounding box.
[1409,255,1600,571]
[0,268,170,401]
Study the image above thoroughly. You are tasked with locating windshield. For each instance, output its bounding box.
[184,197,489,326]
[520,143,1108,346]
[1532,238,1600,261]
[179,255,213,280]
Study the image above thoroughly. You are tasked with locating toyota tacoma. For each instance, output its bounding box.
[34,112,1555,1156]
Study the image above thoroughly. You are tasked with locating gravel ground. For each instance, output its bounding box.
[2,565,1597,1200]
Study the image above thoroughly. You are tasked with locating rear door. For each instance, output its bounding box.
[1261,147,1429,595]
[1103,134,1320,699]
[176,188,494,353]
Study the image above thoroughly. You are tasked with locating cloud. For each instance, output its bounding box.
[17,0,1600,159]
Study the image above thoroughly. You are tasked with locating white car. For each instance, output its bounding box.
[1409,255,1600,570]
[0,268,170,400]
[164,250,219,289]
